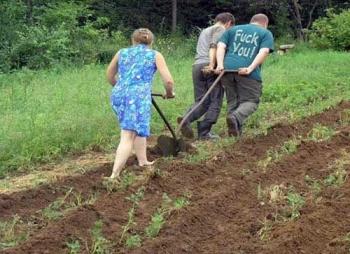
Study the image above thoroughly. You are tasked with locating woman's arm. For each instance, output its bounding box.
[155,52,175,98]
[106,52,119,86]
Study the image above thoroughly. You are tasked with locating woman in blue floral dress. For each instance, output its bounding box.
[106,28,175,179]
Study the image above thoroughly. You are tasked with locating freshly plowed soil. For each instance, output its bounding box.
[1,101,350,254]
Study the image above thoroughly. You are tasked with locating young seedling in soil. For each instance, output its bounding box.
[184,137,235,164]
[120,187,145,246]
[41,188,98,221]
[145,211,165,238]
[125,234,142,249]
[280,138,300,154]
[286,189,305,220]
[304,175,322,196]
[324,166,348,187]
[66,239,81,254]
[339,109,350,126]
[257,184,286,204]
[104,171,136,193]
[307,124,335,142]
[268,184,286,203]
[257,137,301,172]
[90,220,111,254]
[145,193,190,238]
[260,185,304,221]
[0,215,28,249]
[125,186,145,205]
[323,150,350,187]
[42,187,73,220]
[257,218,273,241]
[120,207,137,245]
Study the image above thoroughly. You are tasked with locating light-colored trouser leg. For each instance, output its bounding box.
[232,102,258,125]
[111,130,136,178]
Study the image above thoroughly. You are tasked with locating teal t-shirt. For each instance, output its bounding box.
[219,24,274,81]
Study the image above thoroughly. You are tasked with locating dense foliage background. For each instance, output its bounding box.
[0,0,349,73]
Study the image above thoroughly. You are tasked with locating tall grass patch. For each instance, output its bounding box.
[1,43,350,174]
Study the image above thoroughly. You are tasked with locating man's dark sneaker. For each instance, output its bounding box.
[177,117,194,139]
[198,132,220,140]
[226,115,241,137]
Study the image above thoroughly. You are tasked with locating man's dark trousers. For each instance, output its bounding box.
[184,63,224,136]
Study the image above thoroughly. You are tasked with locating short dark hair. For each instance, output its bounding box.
[250,14,269,24]
[215,12,235,25]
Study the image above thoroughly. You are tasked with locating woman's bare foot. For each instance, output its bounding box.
[138,160,155,167]
[110,171,121,179]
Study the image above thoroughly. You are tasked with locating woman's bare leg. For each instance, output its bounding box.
[134,136,154,166]
[110,130,136,178]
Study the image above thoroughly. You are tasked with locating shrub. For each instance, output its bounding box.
[310,9,350,51]
[3,2,110,71]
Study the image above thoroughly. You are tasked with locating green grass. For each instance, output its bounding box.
[1,43,350,174]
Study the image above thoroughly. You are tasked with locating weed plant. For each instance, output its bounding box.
[0,215,27,249]
[307,124,335,142]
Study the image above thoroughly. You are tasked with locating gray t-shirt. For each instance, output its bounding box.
[194,24,225,65]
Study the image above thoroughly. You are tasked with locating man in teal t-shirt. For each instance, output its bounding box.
[216,13,274,136]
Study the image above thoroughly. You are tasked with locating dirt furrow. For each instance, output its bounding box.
[1,101,350,253]
[129,127,350,253]
[1,102,348,221]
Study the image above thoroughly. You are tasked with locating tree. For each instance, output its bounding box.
[172,0,177,33]
[290,0,304,40]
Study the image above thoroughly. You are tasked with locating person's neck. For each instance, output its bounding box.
[250,22,265,28]
[215,22,225,28]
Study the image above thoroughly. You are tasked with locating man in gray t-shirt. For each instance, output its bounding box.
[179,12,234,140]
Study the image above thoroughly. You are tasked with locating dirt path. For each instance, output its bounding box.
[1,101,350,253]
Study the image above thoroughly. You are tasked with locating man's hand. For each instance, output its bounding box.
[202,65,214,75]
[215,64,224,74]
[238,66,254,75]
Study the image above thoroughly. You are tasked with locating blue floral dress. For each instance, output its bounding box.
[111,44,157,137]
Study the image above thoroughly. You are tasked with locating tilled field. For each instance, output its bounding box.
[1,101,350,254]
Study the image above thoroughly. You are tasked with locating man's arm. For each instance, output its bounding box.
[238,48,270,75]
[208,47,217,69]
[208,26,225,69]
[215,42,226,72]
